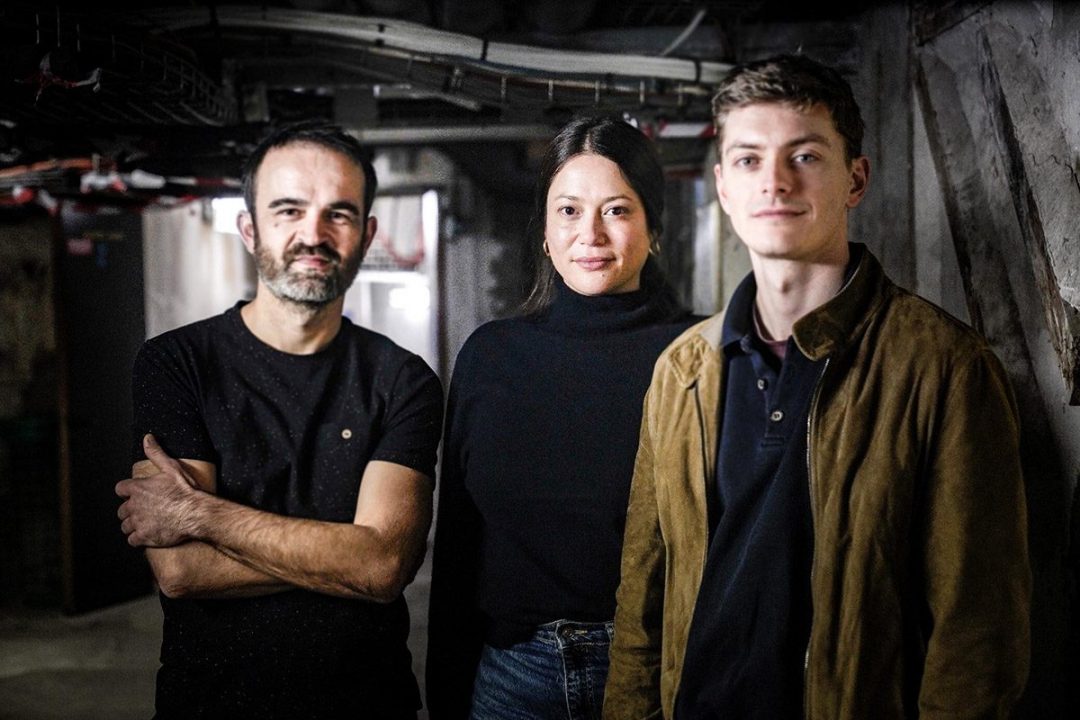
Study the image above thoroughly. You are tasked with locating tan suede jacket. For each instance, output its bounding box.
[604,248,1031,720]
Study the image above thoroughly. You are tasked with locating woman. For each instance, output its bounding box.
[427,116,698,720]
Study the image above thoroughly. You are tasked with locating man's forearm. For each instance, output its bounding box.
[146,542,291,599]
[188,492,421,603]
[119,440,432,604]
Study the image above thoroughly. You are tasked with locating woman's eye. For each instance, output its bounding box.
[557,206,576,216]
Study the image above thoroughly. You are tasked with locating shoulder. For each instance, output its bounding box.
[453,316,533,366]
[661,311,710,341]
[339,320,416,362]
[635,313,725,391]
[146,305,238,345]
[859,285,1016,411]
[659,313,724,362]
[465,316,533,347]
[878,286,998,367]
[137,310,233,368]
[339,321,442,393]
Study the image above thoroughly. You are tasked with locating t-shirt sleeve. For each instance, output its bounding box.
[370,353,444,480]
[130,337,217,466]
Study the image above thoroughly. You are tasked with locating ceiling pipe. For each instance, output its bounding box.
[659,8,708,57]
[141,6,731,84]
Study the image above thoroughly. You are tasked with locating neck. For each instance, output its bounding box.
[544,274,668,334]
[749,243,849,342]
[240,285,344,354]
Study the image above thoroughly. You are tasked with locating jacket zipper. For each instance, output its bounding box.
[804,356,830,717]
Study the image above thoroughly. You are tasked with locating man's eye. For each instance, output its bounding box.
[794,153,818,164]
[734,156,757,168]
[329,212,355,223]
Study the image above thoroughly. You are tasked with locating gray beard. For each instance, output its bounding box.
[253,232,364,307]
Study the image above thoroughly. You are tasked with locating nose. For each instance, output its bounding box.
[295,212,329,246]
[578,210,607,245]
[761,156,793,198]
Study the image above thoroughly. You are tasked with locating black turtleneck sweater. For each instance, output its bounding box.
[426,278,696,719]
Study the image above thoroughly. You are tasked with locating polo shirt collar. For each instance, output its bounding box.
[720,243,883,362]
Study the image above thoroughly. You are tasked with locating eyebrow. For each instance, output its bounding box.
[267,198,362,215]
[724,133,834,154]
[554,194,635,203]
[267,197,307,209]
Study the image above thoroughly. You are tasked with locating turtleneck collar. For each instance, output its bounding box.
[540,274,670,335]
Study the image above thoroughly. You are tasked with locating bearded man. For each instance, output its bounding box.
[115,120,443,720]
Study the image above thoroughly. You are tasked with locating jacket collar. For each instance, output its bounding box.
[667,312,725,389]
[668,244,890,386]
[792,244,889,361]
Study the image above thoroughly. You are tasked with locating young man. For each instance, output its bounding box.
[115,120,443,719]
[603,55,1031,719]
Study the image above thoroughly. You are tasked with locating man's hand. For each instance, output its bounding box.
[116,433,205,548]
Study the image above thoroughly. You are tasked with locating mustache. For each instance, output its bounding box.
[285,244,340,265]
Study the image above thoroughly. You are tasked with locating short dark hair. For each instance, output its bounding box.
[241,119,378,219]
[711,54,865,161]
[523,115,680,315]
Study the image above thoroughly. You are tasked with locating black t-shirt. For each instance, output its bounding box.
[130,301,443,719]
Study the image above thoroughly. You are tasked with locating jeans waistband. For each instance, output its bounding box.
[533,619,614,649]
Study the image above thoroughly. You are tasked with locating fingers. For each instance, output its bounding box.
[115,479,129,498]
[142,433,180,471]
[119,511,151,548]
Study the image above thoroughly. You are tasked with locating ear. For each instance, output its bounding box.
[846,156,870,209]
[237,211,257,254]
[713,162,731,215]
[361,215,377,259]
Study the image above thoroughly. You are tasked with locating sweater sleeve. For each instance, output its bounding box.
[426,339,487,720]
[918,347,1030,719]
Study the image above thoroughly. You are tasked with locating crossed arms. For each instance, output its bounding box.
[116,433,432,603]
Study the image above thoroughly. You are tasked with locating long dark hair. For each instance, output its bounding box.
[522,115,682,316]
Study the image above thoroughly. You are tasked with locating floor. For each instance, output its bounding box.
[0,561,433,720]
[0,596,159,720]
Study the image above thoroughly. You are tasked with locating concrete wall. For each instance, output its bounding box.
[915,2,1080,714]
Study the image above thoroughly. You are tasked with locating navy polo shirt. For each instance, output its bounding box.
[674,270,823,719]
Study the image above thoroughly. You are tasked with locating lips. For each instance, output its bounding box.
[291,255,332,269]
[752,206,805,219]
[574,256,614,271]
[287,246,339,271]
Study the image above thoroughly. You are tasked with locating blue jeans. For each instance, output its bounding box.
[469,620,614,720]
